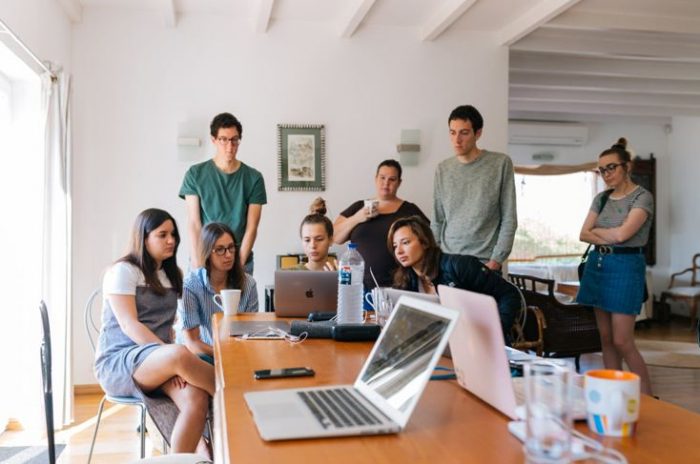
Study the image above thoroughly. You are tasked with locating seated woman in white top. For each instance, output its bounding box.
[298,197,337,271]
[179,222,258,362]
[94,208,213,455]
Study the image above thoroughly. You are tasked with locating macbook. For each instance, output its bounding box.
[437,285,585,420]
[244,296,459,441]
[274,270,338,317]
[383,287,439,306]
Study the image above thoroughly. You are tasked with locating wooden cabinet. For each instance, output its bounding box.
[631,155,656,265]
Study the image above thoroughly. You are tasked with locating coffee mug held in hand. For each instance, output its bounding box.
[585,369,640,437]
[363,199,379,218]
[212,289,241,315]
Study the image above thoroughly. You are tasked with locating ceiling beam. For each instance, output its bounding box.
[547,10,700,36]
[510,87,700,109]
[338,0,376,38]
[55,0,82,23]
[510,72,700,96]
[509,100,700,118]
[498,0,581,46]
[253,0,275,34]
[161,0,177,28]
[511,52,700,80]
[420,0,477,42]
[512,28,700,62]
[508,110,672,125]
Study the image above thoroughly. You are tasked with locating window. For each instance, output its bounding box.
[510,171,599,263]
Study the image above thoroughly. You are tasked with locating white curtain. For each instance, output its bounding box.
[41,69,73,428]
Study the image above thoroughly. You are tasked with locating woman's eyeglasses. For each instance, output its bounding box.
[597,163,623,176]
[213,245,236,256]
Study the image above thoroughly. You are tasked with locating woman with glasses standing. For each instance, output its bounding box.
[577,138,654,394]
[178,222,258,362]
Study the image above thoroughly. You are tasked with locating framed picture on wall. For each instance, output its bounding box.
[277,124,325,191]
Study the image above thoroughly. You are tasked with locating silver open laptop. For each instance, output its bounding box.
[244,296,459,441]
[274,270,338,317]
[438,285,586,420]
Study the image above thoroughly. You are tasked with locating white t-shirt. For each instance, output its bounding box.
[103,261,173,296]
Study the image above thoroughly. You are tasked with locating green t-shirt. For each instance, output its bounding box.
[179,160,267,250]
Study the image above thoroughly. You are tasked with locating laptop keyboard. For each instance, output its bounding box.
[298,388,384,429]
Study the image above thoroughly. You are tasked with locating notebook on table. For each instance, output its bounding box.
[438,285,586,420]
[273,270,338,317]
[244,295,459,441]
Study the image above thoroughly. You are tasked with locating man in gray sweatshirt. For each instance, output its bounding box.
[432,105,517,272]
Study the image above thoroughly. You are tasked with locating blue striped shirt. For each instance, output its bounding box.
[177,267,258,346]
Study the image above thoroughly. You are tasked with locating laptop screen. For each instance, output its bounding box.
[358,302,452,414]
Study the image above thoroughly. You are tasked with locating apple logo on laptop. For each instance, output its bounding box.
[305,288,314,298]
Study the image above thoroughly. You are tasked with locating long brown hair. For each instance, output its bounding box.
[199,222,245,290]
[119,208,183,296]
[387,216,441,289]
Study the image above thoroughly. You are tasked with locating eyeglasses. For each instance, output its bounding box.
[212,244,236,256]
[216,137,241,146]
[597,163,623,176]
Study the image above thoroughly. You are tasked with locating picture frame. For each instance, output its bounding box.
[277,123,325,191]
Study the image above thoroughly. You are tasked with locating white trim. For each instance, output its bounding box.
[420,0,477,42]
[338,0,376,38]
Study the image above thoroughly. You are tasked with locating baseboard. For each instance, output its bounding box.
[74,384,104,396]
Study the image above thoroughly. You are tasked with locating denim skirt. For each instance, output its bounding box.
[576,250,646,315]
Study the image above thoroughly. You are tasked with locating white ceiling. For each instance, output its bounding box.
[57,0,700,123]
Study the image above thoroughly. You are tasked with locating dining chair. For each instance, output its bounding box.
[39,301,57,464]
[660,253,700,330]
[84,287,148,463]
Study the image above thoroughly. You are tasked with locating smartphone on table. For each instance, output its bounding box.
[254,367,315,380]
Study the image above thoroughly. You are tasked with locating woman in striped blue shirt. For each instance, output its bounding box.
[178,222,258,362]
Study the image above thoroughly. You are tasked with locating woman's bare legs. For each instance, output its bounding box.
[160,380,209,453]
[133,344,215,396]
[594,308,623,370]
[611,313,653,395]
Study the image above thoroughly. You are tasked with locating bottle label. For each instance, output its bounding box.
[339,266,352,285]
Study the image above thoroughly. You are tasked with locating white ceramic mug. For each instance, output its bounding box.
[584,369,640,437]
[212,289,241,315]
[364,199,379,218]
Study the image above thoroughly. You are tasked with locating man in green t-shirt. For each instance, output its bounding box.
[179,113,267,273]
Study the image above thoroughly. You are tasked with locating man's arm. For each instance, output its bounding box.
[490,159,518,269]
[239,203,262,266]
[431,168,445,248]
[184,195,203,268]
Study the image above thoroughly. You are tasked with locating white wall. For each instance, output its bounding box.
[70,8,509,384]
[667,117,700,315]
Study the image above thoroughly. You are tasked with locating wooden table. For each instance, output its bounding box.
[212,313,700,463]
[556,280,580,298]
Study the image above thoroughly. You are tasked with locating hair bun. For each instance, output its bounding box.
[612,137,628,150]
[309,197,327,216]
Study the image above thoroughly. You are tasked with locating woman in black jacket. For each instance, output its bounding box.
[388,215,522,343]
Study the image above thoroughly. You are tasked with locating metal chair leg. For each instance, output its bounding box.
[139,403,146,459]
[87,395,107,464]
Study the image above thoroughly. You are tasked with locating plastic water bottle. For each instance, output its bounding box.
[337,242,365,324]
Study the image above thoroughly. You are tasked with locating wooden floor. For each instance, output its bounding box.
[1,317,698,462]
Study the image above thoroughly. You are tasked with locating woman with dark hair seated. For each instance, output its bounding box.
[298,197,337,271]
[388,215,522,343]
[95,208,212,455]
[178,222,258,362]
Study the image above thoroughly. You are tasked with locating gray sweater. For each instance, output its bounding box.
[431,151,517,263]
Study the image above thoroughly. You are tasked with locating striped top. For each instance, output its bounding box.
[591,186,654,247]
[177,267,258,346]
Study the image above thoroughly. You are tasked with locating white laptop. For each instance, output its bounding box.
[274,270,338,317]
[437,285,586,420]
[383,287,439,306]
[244,296,459,441]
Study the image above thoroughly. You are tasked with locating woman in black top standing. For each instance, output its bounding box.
[334,160,428,293]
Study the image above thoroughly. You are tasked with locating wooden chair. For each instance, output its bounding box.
[508,273,601,371]
[660,253,700,330]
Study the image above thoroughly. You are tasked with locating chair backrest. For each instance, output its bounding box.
[84,288,102,353]
[39,301,57,464]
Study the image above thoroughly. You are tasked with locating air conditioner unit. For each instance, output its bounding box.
[509,122,588,146]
